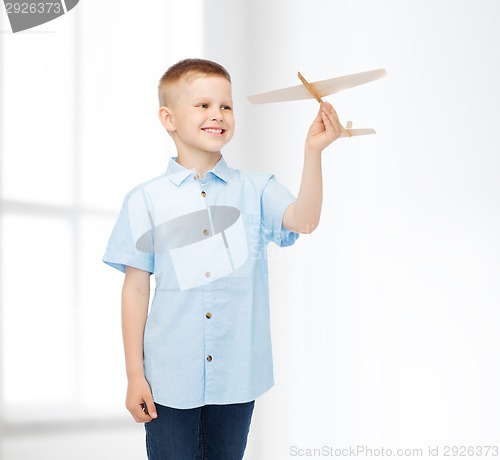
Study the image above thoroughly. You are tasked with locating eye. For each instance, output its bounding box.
[197,103,208,108]
[221,105,232,111]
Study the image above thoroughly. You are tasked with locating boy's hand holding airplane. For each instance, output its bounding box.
[305,102,343,155]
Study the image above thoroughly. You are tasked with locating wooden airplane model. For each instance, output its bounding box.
[248,68,387,137]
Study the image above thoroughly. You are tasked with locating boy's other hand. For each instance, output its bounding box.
[126,376,158,423]
[305,102,342,155]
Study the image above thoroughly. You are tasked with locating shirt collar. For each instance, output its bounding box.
[166,156,230,186]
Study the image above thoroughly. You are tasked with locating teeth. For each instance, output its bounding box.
[203,128,223,134]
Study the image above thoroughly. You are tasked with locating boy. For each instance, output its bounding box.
[103,58,342,459]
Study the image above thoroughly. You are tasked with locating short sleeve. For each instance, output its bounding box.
[102,189,154,273]
[261,175,300,247]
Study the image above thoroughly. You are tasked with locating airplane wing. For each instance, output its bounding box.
[248,68,387,104]
[341,128,376,137]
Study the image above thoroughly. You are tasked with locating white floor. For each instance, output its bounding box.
[1,423,261,460]
[0,425,147,460]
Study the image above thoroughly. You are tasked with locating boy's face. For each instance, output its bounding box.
[165,76,235,156]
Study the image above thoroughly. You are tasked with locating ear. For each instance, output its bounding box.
[158,106,176,133]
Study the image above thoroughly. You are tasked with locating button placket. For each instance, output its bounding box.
[198,178,216,390]
[199,179,215,282]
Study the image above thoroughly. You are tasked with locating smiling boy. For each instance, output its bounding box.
[103,58,342,460]
[160,72,235,163]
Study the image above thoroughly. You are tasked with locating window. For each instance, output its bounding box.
[0,0,204,425]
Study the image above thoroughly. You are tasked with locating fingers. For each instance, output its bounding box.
[305,101,343,154]
[125,377,159,424]
[320,102,343,138]
[144,396,158,420]
[128,401,155,423]
[127,400,148,423]
[320,102,340,126]
[126,394,158,423]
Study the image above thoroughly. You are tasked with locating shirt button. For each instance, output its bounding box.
[193,174,200,180]
[205,312,212,319]
[204,271,211,278]
[201,191,206,197]
[206,355,213,362]
[203,229,209,236]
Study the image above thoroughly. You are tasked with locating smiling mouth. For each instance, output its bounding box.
[202,128,225,135]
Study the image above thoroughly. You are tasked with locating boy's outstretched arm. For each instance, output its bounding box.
[122,266,157,423]
[283,102,343,234]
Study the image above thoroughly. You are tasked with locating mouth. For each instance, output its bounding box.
[202,127,226,136]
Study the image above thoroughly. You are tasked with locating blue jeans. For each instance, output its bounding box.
[145,400,255,460]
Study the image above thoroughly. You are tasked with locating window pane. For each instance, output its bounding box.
[0,18,76,206]
[1,215,74,406]
[78,215,126,414]
[77,1,171,211]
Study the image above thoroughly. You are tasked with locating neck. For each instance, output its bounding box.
[175,151,222,178]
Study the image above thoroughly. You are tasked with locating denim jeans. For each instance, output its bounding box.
[144,400,255,460]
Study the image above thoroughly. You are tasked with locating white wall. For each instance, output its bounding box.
[231,1,500,458]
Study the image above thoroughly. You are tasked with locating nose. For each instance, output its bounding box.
[210,108,223,122]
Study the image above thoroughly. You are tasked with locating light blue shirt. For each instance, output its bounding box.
[103,156,299,409]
